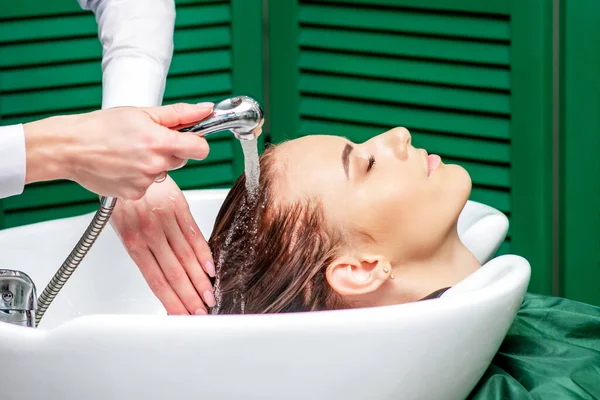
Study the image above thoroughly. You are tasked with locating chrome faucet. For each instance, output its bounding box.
[0,269,37,328]
[180,95,264,140]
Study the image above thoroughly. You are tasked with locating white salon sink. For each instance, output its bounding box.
[0,189,528,400]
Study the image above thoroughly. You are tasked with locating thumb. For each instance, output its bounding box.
[144,102,214,129]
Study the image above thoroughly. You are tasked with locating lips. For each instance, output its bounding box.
[427,154,441,176]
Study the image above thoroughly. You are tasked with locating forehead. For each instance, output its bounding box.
[273,135,348,199]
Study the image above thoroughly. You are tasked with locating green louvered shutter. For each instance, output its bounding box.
[269,0,554,295]
[0,0,263,229]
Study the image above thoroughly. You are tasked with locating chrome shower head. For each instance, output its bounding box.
[180,96,264,141]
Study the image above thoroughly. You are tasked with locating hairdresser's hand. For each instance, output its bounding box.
[23,102,214,200]
[110,175,215,315]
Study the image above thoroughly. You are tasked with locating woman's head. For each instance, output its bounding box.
[209,127,476,314]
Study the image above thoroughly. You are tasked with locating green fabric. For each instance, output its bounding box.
[468,293,600,399]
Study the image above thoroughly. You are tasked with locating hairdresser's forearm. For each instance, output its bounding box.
[23,115,79,184]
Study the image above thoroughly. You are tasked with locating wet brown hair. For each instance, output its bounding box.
[208,145,349,314]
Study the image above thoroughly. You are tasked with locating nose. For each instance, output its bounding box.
[382,127,411,160]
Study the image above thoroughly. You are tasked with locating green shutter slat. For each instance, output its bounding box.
[0,107,96,126]
[0,15,96,44]
[176,0,229,5]
[300,97,510,139]
[2,139,233,211]
[301,0,510,15]
[163,72,232,99]
[171,162,234,189]
[299,27,510,66]
[1,61,101,92]
[175,3,231,28]
[1,86,102,116]
[0,26,229,68]
[174,26,231,51]
[299,73,509,115]
[470,187,510,213]
[298,3,509,41]
[0,37,101,68]
[410,132,510,164]
[0,0,83,20]
[300,51,510,91]
[299,119,510,163]
[2,72,230,116]
[5,182,96,211]
[169,49,231,75]
[3,202,99,229]
[443,158,509,189]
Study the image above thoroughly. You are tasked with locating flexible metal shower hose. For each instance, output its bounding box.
[35,197,117,326]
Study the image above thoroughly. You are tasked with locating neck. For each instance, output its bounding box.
[362,224,481,307]
[422,227,481,278]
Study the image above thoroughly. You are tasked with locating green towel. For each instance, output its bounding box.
[468,293,600,400]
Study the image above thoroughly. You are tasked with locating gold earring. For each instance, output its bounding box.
[383,267,390,274]
[389,274,395,280]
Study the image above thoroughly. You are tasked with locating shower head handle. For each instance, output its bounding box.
[180,96,264,141]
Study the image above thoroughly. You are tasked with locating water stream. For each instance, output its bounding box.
[241,139,260,200]
[211,138,260,314]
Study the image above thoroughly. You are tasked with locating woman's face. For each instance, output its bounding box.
[275,127,472,271]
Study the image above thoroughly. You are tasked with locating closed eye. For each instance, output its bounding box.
[367,155,376,172]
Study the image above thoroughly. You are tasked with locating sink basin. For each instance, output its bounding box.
[0,189,528,400]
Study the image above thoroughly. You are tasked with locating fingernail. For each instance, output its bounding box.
[203,290,216,308]
[205,261,215,277]
[196,102,213,109]
[195,308,207,315]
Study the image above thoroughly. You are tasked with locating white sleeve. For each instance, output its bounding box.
[78,0,176,108]
[0,124,26,199]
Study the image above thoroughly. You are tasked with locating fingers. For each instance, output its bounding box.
[144,102,214,129]
[169,133,210,161]
[152,158,186,184]
[164,212,215,309]
[166,156,187,171]
[175,204,216,279]
[148,230,209,315]
[142,102,212,164]
[126,243,190,315]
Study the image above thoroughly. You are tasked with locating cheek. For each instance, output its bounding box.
[369,172,453,245]
[349,176,421,235]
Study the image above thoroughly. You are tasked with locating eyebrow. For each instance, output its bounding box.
[342,143,353,179]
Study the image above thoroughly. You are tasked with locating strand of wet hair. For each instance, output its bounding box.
[212,193,261,314]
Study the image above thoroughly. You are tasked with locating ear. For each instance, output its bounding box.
[326,254,392,296]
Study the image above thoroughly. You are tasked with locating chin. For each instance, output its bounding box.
[445,164,471,193]
[457,165,472,197]
[445,164,472,212]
